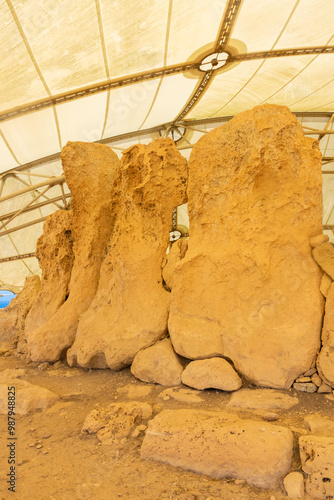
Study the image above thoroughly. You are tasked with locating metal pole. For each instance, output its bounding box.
[0,175,65,203]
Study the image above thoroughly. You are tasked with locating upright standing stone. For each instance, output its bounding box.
[0,275,40,348]
[169,104,324,389]
[26,142,120,362]
[317,282,334,386]
[25,210,74,335]
[68,138,187,369]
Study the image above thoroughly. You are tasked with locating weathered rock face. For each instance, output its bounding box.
[131,338,184,386]
[0,275,40,348]
[67,138,187,369]
[317,283,334,387]
[141,409,294,489]
[25,210,74,336]
[168,104,324,389]
[26,142,120,362]
[181,358,242,392]
[162,238,188,290]
[300,435,334,499]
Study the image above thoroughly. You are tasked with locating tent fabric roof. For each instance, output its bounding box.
[0,0,334,288]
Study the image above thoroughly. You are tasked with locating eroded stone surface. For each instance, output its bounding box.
[312,242,334,280]
[181,357,242,392]
[226,388,298,410]
[168,104,324,389]
[26,142,120,362]
[131,338,184,386]
[300,435,334,499]
[320,273,332,298]
[25,210,74,337]
[141,409,293,489]
[162,239,188,290]
[82,401,152,444]
[68,138,187,369]
[317,283,334,387]
[310,234,329,248]
[0,276,40,348]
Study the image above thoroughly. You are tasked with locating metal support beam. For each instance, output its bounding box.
[0,193,70,222]
[0,216,47,237]
[0,175,65,203]
[0,184,52,232]
[0,253,35,264]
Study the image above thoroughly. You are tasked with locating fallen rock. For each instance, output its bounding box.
[312,242,334,280]
[169,104,324,389]
[0,276,40,348]
[25,210,74,336]
[68,138,188,369]
[141,409,293,489]
[310,234,329,248]
[181,358,242,392]
[283,472,305,499]
[300,435,334,499]
[226,388,298,410]
[82,401,153,444]
[158,387,203,404]
[293,382,318,393]
[320,272,332,298]
[26,141,120,362]
[131,338,184,386]
[304,415,334,436]
[0,379,59,414]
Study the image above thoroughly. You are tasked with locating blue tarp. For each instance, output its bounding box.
[0,291,16,309]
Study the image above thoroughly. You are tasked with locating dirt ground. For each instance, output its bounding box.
[1,352,334,500]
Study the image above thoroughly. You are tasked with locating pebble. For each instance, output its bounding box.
[137,424,147,432]
[295,376,311,383]
[318,383,332,393]
[132,428,140,438]
[29,443,36,447]
[311,373,322,387]
[303,367,317,376]
[52,361,62,370]
[43,433,52,439]
[36,444,43,449]
[38,362,50,371]
[234,479,245,485]
[263,412,279,422]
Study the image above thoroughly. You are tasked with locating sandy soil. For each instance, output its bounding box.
[1,352,333,500]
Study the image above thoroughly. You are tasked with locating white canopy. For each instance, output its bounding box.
[0,0,334,288]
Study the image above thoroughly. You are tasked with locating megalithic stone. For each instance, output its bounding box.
[25,210,74,336]
[168,104,324,389]
[67,138,188,369]
[25,141,120,362]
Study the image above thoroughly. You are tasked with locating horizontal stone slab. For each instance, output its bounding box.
[141,409,293,489]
